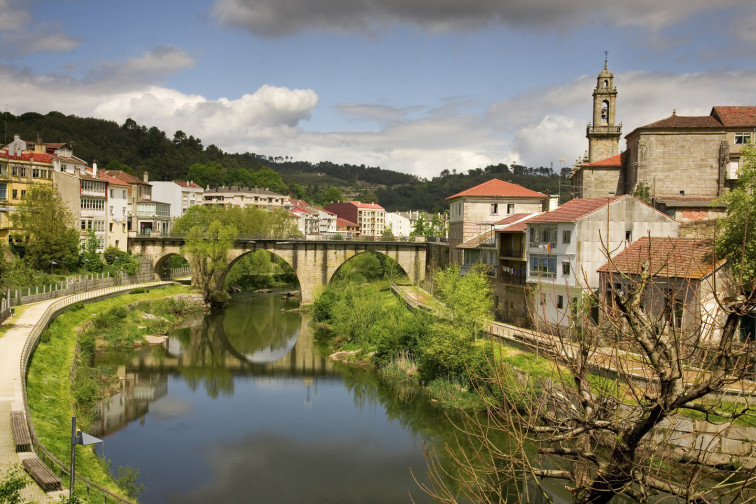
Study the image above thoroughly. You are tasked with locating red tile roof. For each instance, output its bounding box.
[447,178,547,200]
[175,181,203,189]
[597,237,721,279]
[495,213,533,225]
[104,170,150,185]
[640,113,723,129]
[348,200,384,210]
[496,213,539,232]
[337,217,359,228]
[584,151,626,167]
[711,106,756,128]
[98,173,130,186]
[527,196,624,223]
[0,150,53,163]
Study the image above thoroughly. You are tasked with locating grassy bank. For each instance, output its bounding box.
[26,284,200,502]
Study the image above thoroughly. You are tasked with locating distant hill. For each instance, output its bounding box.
[1,111,570,212]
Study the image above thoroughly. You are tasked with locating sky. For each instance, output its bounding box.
[2,0,756,180]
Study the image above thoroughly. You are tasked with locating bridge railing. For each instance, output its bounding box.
[131,232,441,243]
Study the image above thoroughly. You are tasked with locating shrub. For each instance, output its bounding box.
[40,329,51,343]
[69,302,85,311]
[129,287,148,294]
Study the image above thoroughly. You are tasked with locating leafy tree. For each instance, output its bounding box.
[432,264,493,340]
[323,187,343,206]
[80,231,103,272]
[11,184,80,271]
[716,144,756,285]
[0,465,31,504]
[181,220,237,307]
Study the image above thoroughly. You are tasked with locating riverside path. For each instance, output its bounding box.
[0,281,172,502]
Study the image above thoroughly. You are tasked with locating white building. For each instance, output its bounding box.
[151,181,204,219]
[204,186,287,209]
[525,195,679,329]
[101,172,131,250]
[385,212,412,237]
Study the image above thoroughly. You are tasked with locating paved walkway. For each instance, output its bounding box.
[393,284,756,398]
[0,282,171,502]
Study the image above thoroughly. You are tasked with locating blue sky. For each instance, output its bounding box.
[2,0,756,179]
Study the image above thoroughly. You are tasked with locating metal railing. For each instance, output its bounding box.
[20,281,173,503]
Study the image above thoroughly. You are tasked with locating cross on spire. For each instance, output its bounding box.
[604,50,609,68]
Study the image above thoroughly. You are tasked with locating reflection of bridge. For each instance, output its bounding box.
[129,237,429,303]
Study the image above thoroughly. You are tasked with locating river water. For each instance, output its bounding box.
[92,292,453,504]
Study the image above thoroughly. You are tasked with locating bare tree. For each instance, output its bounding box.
[419,239,756,504]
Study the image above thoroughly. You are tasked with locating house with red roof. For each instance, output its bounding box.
[525,195,678,330]
[325,201,385,238]
[104,170,171,237]
[597,237,730,343]
[446,178,549,265]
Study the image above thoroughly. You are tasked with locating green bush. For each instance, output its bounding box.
[40,329,51,343]
[129,287,148,294]
[69,302,85,311]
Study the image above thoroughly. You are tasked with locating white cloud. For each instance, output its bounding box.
[90,46,196,87]
[211,0,749,37]
[4,53,756,180]
[0,0,79,55]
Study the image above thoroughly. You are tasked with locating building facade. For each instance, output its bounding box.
[203,186,287,209]
[325,201,385,238]
[151,181,204,219]
[525,195,679,329]
[447,179,547,265]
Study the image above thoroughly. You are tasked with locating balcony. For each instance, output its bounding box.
[499,248,524,259]
[498,273,526,286]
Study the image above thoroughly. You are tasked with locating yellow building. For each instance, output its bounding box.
[0,146,54,243]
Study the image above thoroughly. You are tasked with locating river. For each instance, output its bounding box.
[92,292,461,504]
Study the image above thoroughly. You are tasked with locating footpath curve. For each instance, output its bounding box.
[0,281,173,502]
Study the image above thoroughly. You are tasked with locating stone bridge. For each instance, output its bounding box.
[129,237,429,303]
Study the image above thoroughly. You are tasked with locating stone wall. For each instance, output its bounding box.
[627,131,725,198]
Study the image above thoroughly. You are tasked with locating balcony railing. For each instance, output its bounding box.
[528,270,557,280]
[499,248,524,258]
[498,274,526,286]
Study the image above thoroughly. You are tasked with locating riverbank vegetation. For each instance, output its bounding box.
[26,284,201,502]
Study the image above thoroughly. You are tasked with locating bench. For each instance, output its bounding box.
[10,411,32,452]
[22,456,62,492]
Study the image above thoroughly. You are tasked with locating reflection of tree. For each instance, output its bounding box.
[222,294,301,355]
[173,314,235,398]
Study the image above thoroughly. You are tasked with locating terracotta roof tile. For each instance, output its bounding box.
[98,173,130,186]
[597,237,721,279]
[104,170,150,185]
[174,181,203,189]
[0,151,54,163]
[348,200,384,210]
[495,213,533,225]
[446,179,547,200]
[527,196,624,223]
[639,114,723,129]
[584,151,626,167]
[337,217,359,227]
[711,106,756,128]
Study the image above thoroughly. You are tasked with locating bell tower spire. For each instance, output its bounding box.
[586,54,621,163]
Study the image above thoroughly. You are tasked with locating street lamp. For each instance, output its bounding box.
[70,416,103,497]
[50,260,56,275]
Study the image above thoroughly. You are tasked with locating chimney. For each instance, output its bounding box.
[34,135,45,154]
[92,161,97,177]
[548,195,559,211]
[143,171,149,183]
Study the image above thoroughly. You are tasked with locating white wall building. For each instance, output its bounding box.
[526,195,679,329]
[151,181,204,219]
[101,172,131,250]
[386,212,412,237]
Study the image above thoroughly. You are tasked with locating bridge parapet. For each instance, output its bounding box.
[129,237,431,304]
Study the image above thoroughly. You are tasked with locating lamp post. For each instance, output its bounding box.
[70,416,103,497]
[50,260,56,275]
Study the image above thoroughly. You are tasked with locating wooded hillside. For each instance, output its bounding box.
[2,111,570,212]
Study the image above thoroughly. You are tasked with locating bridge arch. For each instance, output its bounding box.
[328,250,408,284]
[220,248,300,293]
[130,237,427,305]
[154,252,191,281]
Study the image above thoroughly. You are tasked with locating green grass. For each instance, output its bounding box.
[26,284,196,502]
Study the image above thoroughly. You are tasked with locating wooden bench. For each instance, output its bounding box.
[22,456,62,492]
[10,411,32,452]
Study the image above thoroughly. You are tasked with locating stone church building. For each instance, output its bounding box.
[571,61,756,222]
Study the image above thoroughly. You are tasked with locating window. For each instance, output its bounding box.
[123,190,127,198]
[625,230,632,241]
[735,133,752,145]
[20,190,25,198]
[507,203,515,214]
[562,230,571,244]
[529,255,557,278]
[110,206,114,216]
[557,295,564,309]
[490,203,499,215]
[0,183,6,200]
[562,261,570,275]
[80,220,86,230]
[110,189,114,197]
[11,189,17,199]
[530,226,557,248]
[109,223,113,232]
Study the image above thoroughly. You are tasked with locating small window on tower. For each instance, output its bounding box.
[601,101,609,123]
[603,80,609,89]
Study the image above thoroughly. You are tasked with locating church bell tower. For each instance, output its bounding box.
[586,56,621,163]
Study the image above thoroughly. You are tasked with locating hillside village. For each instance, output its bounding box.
[1,60,754,339]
